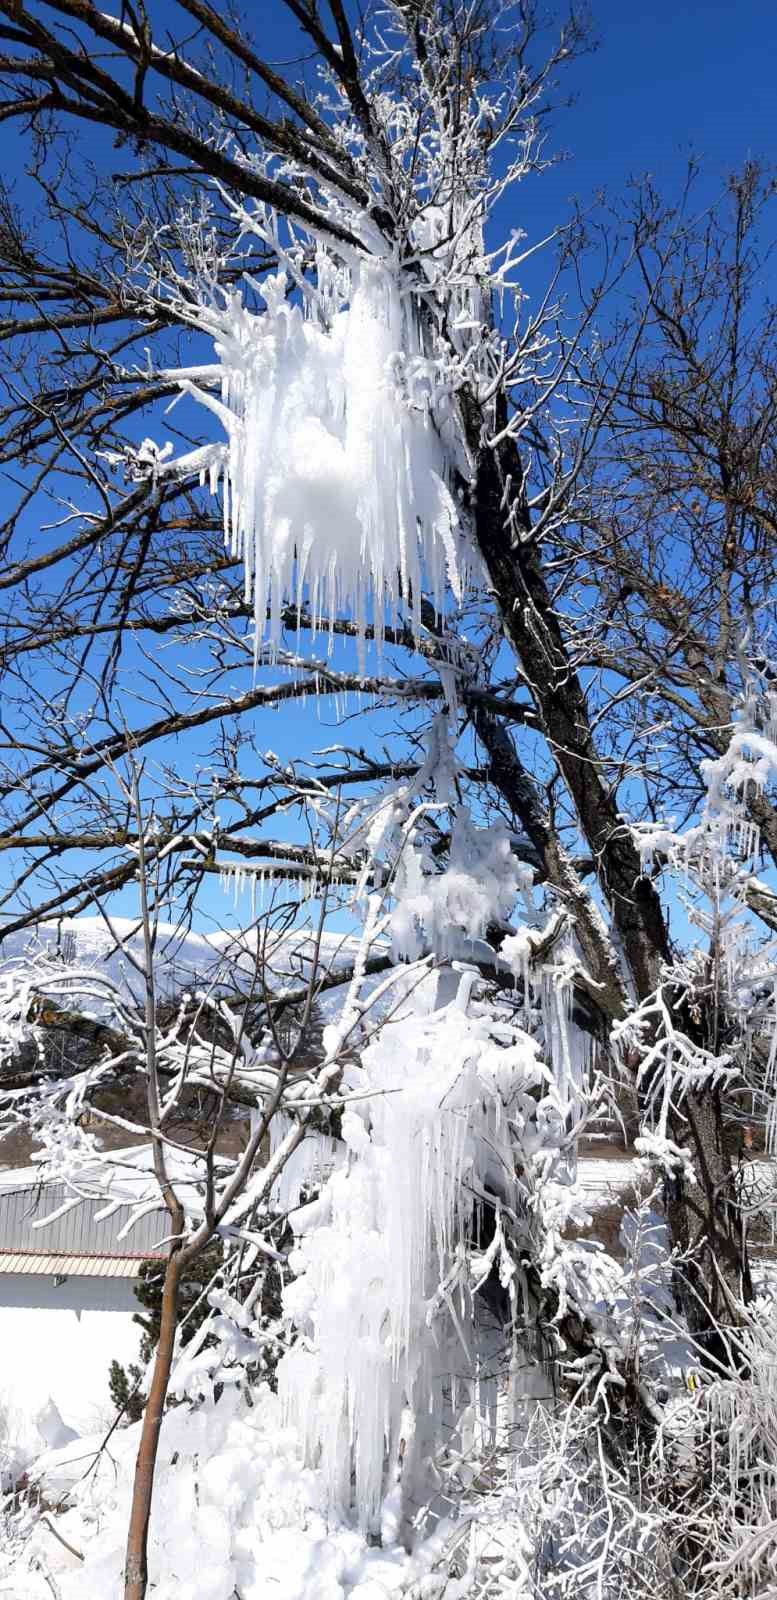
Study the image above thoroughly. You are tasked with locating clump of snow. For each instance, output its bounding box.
[498,928,534,989]
[389,808,532,963]
[31,1400,78,1453]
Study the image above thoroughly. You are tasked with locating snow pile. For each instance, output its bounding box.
[4,1388,449,1600]
[277,974,551,1539]
[166,259,468,654]
[0,1397,76,1496]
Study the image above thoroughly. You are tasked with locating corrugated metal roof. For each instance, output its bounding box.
[0,1180,168,1257]
[0,1252,151,1277]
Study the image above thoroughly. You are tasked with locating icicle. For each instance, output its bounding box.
[268,1114,337,1213]
[277,988,542,1535]
[168,260,469,658]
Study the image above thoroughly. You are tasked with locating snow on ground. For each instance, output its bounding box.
[2,1387,450,1600]
[0,1276,143,1484]
[0,1156,163,1486]
[0,1148,180,1494]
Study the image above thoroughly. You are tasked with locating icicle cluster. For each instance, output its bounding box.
[277,976,547,1538]
[703,1319,777,1593]
[636,666,777,879]
[628,658,777,1156]
[268,1113,338,1215]
[217,861,326,912]
[168,259,468,656]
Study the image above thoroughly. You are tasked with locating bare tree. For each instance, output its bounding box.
[571,165,777,903]
[0,4,775,1594]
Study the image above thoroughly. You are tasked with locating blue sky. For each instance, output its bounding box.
[544,1,774,200]
[6,0,773,309]
[2,0,774,938]
[93,0,775,214]
[246,2,776,217]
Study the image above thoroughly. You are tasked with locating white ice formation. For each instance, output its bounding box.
[166,258,469,657]
[277,974,557,1539]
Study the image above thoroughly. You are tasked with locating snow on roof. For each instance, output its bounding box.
[579,1167,640,1191]
[0,1140,200,1196]
[576,1156,644,1208]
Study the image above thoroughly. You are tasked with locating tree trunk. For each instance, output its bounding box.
[124,1248,183,1600]
[465,397,752,1361]
[468,409,671,999]
[471,702,628,1024]
[666,1085,753,1366]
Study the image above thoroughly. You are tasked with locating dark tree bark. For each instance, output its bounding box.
[464,395,753,1358]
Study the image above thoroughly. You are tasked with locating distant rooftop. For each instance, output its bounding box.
[0,1251,159,1278]
[0,1177,168,1269]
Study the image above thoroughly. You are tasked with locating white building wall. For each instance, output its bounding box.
[0,1272,144,1456]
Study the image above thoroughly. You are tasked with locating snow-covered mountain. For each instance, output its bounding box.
[0,916,371,1006]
